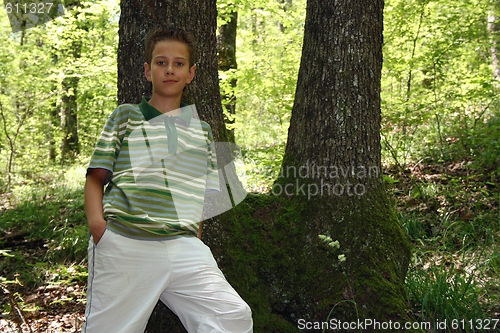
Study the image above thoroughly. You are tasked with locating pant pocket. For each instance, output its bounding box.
[93,228,112,249]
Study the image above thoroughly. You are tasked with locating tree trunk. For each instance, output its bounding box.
[488,2,500,80]
[217,9,238,143]
[118,1,226,331]
[59,1,87,162]
[48,101,58,162]
[60,75,80,160]
[272,0,412,323]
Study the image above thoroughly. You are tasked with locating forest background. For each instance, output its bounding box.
[0,0,499,331]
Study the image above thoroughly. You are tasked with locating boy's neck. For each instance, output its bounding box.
[147,95,182,115]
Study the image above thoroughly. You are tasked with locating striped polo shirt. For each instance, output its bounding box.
[88,97,220,239]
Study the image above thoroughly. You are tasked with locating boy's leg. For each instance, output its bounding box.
[82,230,170,333]
[159,236,253,333]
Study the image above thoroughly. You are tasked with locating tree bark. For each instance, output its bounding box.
[60,75,80,160]
[60,2,84,161]
[273,0,413,323]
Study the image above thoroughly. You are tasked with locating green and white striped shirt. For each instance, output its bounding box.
[88,97,219,239]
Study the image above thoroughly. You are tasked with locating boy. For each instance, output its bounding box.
[82,27,253,333]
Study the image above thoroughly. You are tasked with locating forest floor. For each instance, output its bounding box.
[0,254,86,332]
[0,159,499,332]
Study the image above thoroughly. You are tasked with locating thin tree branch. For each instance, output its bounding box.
[0,282,33,333]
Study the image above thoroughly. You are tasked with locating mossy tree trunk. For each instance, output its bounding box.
[269,0,413,324]
[118,0,227,332]
[60,4,83,161]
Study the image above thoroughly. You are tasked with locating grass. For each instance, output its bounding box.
[0,164,89,331]
[387,159,500,331]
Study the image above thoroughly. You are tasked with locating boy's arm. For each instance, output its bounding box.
[85,168,109,244]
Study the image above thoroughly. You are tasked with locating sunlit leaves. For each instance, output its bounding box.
[0,0,118,183]
[231,0,306,147]
[382,0,499,165]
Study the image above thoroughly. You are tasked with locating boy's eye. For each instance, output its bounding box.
[157,61,165,65]
[175,62,184,66]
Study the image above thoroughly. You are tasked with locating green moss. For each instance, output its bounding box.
[204,184,414,330]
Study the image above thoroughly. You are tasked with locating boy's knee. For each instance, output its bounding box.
[199,300,252,333]
[233,300,252,321]
[219,301,253,332]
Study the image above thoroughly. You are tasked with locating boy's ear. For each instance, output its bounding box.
[187,64,196,84]
[144,62,152,82]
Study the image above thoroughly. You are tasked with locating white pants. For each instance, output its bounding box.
[82,229,253,333]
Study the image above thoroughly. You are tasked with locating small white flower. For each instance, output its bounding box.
[329,240,340,250]
[319,235,332,243]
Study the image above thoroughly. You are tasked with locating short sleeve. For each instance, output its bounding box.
[87,110,122,182]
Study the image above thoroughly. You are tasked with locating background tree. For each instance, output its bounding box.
[488,0,500,80]
[59,18,82,160]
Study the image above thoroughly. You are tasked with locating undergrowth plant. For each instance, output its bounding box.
[0,165,89,289]
[405,261,485,330]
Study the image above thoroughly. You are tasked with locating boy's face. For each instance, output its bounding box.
[144,40,196,101]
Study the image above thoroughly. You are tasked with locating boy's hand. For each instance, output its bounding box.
[89,219,107,244]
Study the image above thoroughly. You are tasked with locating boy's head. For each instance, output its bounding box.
[145,27,196,68]
[144,27,197,104]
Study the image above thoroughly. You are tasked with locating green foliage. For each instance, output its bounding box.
[1,165,88,264]
[227,0,306,147]
[0,0,118,190]
[240,143,284,191]
[390,161,500,326]
[382,0,500,167]
[380,3,500,322]
[406,262,485,329]
[399,211,425,241]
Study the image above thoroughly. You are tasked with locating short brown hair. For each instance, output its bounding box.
[145,27,196,67]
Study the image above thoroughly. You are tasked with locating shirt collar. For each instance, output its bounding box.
[138,96,193,126]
